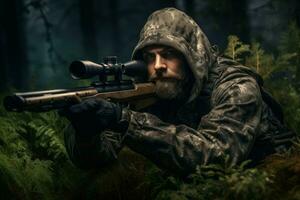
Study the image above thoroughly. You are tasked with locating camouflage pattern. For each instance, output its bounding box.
[64,8,295,176]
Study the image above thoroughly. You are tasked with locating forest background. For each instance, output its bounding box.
[0,0,300,199]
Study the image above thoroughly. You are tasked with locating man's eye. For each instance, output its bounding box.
[143,53,155,63]
[161,50,176,59]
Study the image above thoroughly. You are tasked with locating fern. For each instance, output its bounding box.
[20,157,54,200]
[0,97,70,199]
[0,151,55,200]
[154,160,272,200]
[27,122,67,161]
[0,152,29,200]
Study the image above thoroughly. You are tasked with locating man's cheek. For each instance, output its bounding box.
[147,65,155,79]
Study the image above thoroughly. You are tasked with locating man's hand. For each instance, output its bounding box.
[60,98,122,137]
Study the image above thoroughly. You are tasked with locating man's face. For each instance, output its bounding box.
[142,45,189,100]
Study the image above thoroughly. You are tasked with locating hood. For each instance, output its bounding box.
[132,7,216,102]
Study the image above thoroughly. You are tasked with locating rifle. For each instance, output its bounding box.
[3,56,157,112]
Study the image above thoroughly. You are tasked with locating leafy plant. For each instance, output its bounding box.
[153,160,272,200]
[0,96,69,199]
[224,35,250,62]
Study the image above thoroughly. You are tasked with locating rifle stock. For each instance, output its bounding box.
[3,82,156,112]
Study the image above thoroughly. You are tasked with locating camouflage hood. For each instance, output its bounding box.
[132,7,216,102]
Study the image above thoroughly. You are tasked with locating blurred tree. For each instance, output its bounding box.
[0,0,8,91]
[184,0,195,19]
[1,0,28,91]
[231,0,249,41]
[109,0,121,55]
[79,0,99,61]
[161,0,176,7]
[278,21,300,89]
[247,0,300,50]
[196,0,250,49]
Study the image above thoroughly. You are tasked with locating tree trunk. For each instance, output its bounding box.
[231,0,249,43]
[1,0,28,91]
[185,0,195,19]
[0,0,8,91]
[79,0,99,61]
[161,0,176,7]
[108,0,121,56]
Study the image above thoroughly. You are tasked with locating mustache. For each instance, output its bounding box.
[149,71,183,81]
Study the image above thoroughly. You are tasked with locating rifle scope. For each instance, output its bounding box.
[69,58,148,80]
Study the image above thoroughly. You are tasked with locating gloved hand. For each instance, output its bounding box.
[59,98,122,137]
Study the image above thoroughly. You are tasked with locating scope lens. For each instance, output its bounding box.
[70,61,86,79]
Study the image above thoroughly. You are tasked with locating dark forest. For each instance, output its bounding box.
[0,0,300,199]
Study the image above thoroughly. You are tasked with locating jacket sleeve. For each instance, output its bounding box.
[122,75,263,176]
[64,125,125,169]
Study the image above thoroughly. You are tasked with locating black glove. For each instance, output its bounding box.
[59,98,122,137]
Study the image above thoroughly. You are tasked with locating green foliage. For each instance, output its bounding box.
[260,139,300,200]
[278,21,300,89]
[224,35,250,62]
[225,22,300,85]
[0,96,70,199]
[223,23,300,135]
[244,42,276,79]
[23,113,67,161]
[278,21,300,56]
[271,85,300,132]
[153,160,272,200]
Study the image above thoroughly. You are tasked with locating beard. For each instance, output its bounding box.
[154,78,188,101]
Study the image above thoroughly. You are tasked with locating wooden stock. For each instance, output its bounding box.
[91,82,157,110]
[4,82,157,112]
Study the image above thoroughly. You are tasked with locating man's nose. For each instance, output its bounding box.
[154,55,167,71]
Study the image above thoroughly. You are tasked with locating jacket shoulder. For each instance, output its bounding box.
[207,57,263,106]
[214,57,263,87]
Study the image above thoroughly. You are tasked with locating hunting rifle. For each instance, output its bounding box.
[3,56,157,112]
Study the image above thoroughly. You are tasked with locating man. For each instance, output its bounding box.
[62,8,295,176]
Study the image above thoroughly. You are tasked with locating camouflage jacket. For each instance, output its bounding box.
[64,8,294,176]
